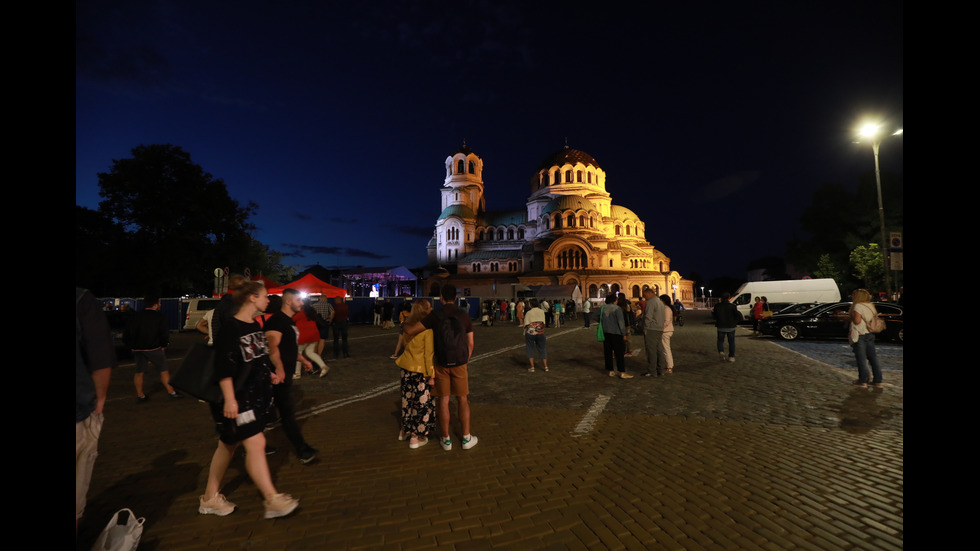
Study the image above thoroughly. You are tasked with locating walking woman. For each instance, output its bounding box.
[597,294,632,378]
[200,281,299,519]
[395,300,436,448]
[849,289,883,388]
[294,302,328,378]
[523,299,548,372]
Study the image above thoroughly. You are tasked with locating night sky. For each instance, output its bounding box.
[75,1,903,283]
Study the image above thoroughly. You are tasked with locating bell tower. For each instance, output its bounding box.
[429,142,485,266]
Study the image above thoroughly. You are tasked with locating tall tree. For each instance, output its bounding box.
[96,144,261,295]
[785,170,902,285]
[849,243,884,291]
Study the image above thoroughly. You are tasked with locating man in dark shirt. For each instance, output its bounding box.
[125,296,181,401]
[712,292,741,362]
[402,284,477,451]
[264,288,317,464]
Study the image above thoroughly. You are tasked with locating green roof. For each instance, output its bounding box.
[438,205,476,220]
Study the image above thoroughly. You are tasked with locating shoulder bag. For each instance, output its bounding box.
[864,304,886,333]
[596,306,605,342]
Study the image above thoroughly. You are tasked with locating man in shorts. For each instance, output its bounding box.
[125,296,182,401]
[402,284,477,451]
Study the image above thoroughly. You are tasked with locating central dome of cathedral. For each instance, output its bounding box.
[535,147,601,172]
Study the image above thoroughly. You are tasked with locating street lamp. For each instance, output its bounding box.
[857,123,902,299]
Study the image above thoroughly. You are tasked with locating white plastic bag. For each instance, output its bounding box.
[91,508,145,551]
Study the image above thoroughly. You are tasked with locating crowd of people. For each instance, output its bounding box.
[78,280,890,533]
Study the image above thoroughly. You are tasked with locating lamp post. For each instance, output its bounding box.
[858,123,902,300]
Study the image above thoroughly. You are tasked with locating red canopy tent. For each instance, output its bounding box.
[251,273,281,289]
[268,273,347,297]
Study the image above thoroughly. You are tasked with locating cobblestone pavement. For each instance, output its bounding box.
[78,310,903,550]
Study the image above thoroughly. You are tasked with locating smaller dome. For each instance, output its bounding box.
[542,195,598,215]
[609,205,639,221]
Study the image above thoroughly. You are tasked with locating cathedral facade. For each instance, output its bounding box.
[426,144,694,303]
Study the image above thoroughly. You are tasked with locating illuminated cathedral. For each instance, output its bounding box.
[426,143,693,303]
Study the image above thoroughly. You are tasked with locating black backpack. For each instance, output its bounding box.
[434,309,470,368]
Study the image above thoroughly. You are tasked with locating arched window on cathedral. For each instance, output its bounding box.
[577,170,583,182]
[626,225,631,236]
[615,225,621,236]
[579,215,586,227]
[588,171,592,183]
[507,229,514,240]
[565,170,572,183]
[555,247,588,270]
[468,160,476,174]
[472,263,481,272]
[497,228,504,240]
[478,229,484,241]
[553,214,561,229]
[632,285,640,298]
[567,214,575,227]
[551,171,558,185]
[518,228,525,240]
[589,284,598,298]
[457,159,465,174]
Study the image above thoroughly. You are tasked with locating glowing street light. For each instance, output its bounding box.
[856,122,902,299]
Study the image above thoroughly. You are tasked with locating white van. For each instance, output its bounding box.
[181,297,222,330]
[729,279,841,319]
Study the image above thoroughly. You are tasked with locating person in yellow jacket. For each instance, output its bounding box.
[395,300,436,448]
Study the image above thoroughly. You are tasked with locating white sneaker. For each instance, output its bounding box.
[462,435,479,450]
[199,493,236,516]
[263,493,299,519]
[728,356,736,363]
[440,437,452,451]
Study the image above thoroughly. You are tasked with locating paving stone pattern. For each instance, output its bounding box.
[78,310,902,550]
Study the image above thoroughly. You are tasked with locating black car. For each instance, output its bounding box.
[759,302,903,343]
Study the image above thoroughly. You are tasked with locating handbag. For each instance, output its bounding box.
[91,508,144,551]
[865,304,886,333]
[633,310,645,335]
[173,319,258,403]
[596,306,605,342]
[761,302,773,319]
[171,342,222,403]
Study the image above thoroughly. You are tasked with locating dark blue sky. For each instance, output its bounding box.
[76,1,903,282]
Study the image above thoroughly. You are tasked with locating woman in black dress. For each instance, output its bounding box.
[198,281,299,519]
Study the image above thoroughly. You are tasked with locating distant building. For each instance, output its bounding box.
[425,143,693,303]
